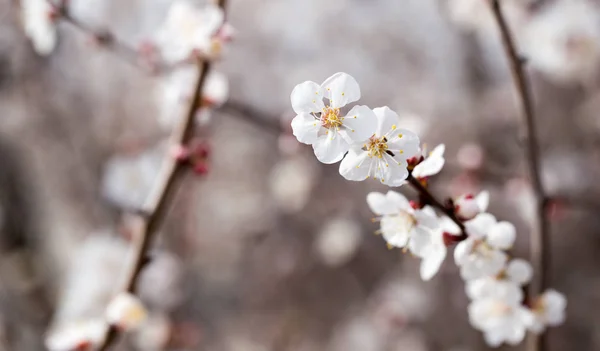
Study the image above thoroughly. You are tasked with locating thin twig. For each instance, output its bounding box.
[93,1,228,349]
[489,2,549,351]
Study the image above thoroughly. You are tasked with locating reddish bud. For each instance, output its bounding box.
[547,200,566,222]
[192,142,210,159]
[171,145,191,161]
[192,163,209,175]
[443,232,463,246]
[409,200,421,210]
[75,341,91,351]
[464,194,474,200]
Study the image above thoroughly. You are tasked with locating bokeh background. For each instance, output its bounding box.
[0,0,600,350]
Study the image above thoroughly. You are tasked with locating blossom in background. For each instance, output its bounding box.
[158,66,229,128]
[367,191,438,252]
[339,106,420,186]
[269,155,319,213]
[454,213,516,280]
[466,258,533,303]
[527,289,567,334]
[524,0,600,85]
[468,297,532,347]
[21,0,57,55]
[106,293,148,331]
[454,190,489,220]
[315,217,362,267]
[45,319,107,351]
[154,0,225,63]
[447,0,532,36]
[412,212,461,281]
[411,144,445,180]
[290,72,376,164]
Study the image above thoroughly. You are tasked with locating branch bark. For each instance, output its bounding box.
[488,2,549,351]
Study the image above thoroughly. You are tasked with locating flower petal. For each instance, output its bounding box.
[340,105,377,143]
[475,190,490,212]
[321,72,360,108]
[312,132,349,164]
[385,190,411,211]
[464,213,497,239]
[387,128,421,159]
[409,227,432,257]
[411,153,444,178]
[414,208,439,230]
[430,144,445,158]
[381,154,409,186]
[506,259,533,285]
[420,246,446,281]
[366,192,396,216]
[291,113,321,144]
[487,221,516,250]
[339,148,371,181]
[373,106,399,137]
[290,81,325,114]
[454,238,474,265]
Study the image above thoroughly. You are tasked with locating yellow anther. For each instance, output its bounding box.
[353,116,357,118]
[399,134,403,138]
[342,92,345,96]
[400,150,404,154]
[386,243,394,250]
[352,129,355,132]
[391,124,397,130]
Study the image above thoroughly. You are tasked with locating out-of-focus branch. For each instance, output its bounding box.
[489,2,549,351]
[221,100,283,135]
[95,1,228,349]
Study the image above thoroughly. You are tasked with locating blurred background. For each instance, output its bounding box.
[0,0,600,350]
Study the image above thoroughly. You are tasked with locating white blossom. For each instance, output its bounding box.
[154,0,225,63]
[105,293,148,331]
[412,213,461,281]
[21,0,57,56]
[290,72,376,164]
[339,106,420,186]
[454,213,516,280]
[315,217,362,267]
[367,191,438,252]
[454,191,489,220]
[45,319,107,351]
[527,289,567,334]
[158,66,228,129]
[466,259,533,303]
[523,0,600,85]
[468,298,532,347]
[411,144,445,179]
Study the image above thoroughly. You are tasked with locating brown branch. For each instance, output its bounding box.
[489,2,549,351]
[93,1,228,349]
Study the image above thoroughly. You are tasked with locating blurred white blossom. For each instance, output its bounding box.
[524,0,600,85]
[105,292,148,331]
[45,319,107,351]
[132,314,172,351]
[315,217,362,267]
[527,289,567,334]
[21,0,57,55]
[138,252,185,311]
[269,155,318,213]
[454,191,489,220]
[411,144,445,179]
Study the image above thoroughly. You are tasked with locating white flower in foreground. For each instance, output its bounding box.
[454,190,489,220]
[524,0,600,85]
[454,213,516,280]
[339,106,420,186]
[21,0,57,56]
[412,213,461,281]
[158,67,228,128]
[45,319,107,351]
[466,259,533,303]
[527,289,567,334]
[469,298,532,347]
[106,293,148,331]
[154,0,224,63]
[290,72,376,164]
[367,191,438,252]
[411,144,445,179]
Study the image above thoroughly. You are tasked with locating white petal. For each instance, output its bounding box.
[339,147,372,181]
[321,72,360,108]
[464,213,497,239]
[483,330,505,348]
[381,154,409,186]
[290,81,325,114]
[411,154,444,178]
[373,106,399,137]
[387,128,421,159]
[487,221,516,250]
[340,105,377,142]
[385,191,411,211]
[420,246,446,281]
[291,113,321,144]
[542,290,567,326]
[414,209,439,230]
[381,218,410,248]
[505,323,527,346]
[506,259,533,285]
[440,215,461,235]
[366,192,395,215]
[408,227,432,257]
[454,238,474,265]
[476,190,490,212]
[312,132,349,164]
[430,144,445,158]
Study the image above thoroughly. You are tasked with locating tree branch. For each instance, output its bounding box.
[489,2,549,351]
[93,1,228,349]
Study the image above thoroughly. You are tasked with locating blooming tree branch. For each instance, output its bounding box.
[488,2,550,350]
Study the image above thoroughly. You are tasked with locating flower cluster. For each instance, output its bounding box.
[289,73,566,347]
[291,72,421,185]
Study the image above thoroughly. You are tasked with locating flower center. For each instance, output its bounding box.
[320,106,342,129]
[489,301,512,316]
[385,211,416,234]
[367,136,388,159]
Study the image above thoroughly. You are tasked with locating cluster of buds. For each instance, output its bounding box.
[171,139,211,175]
